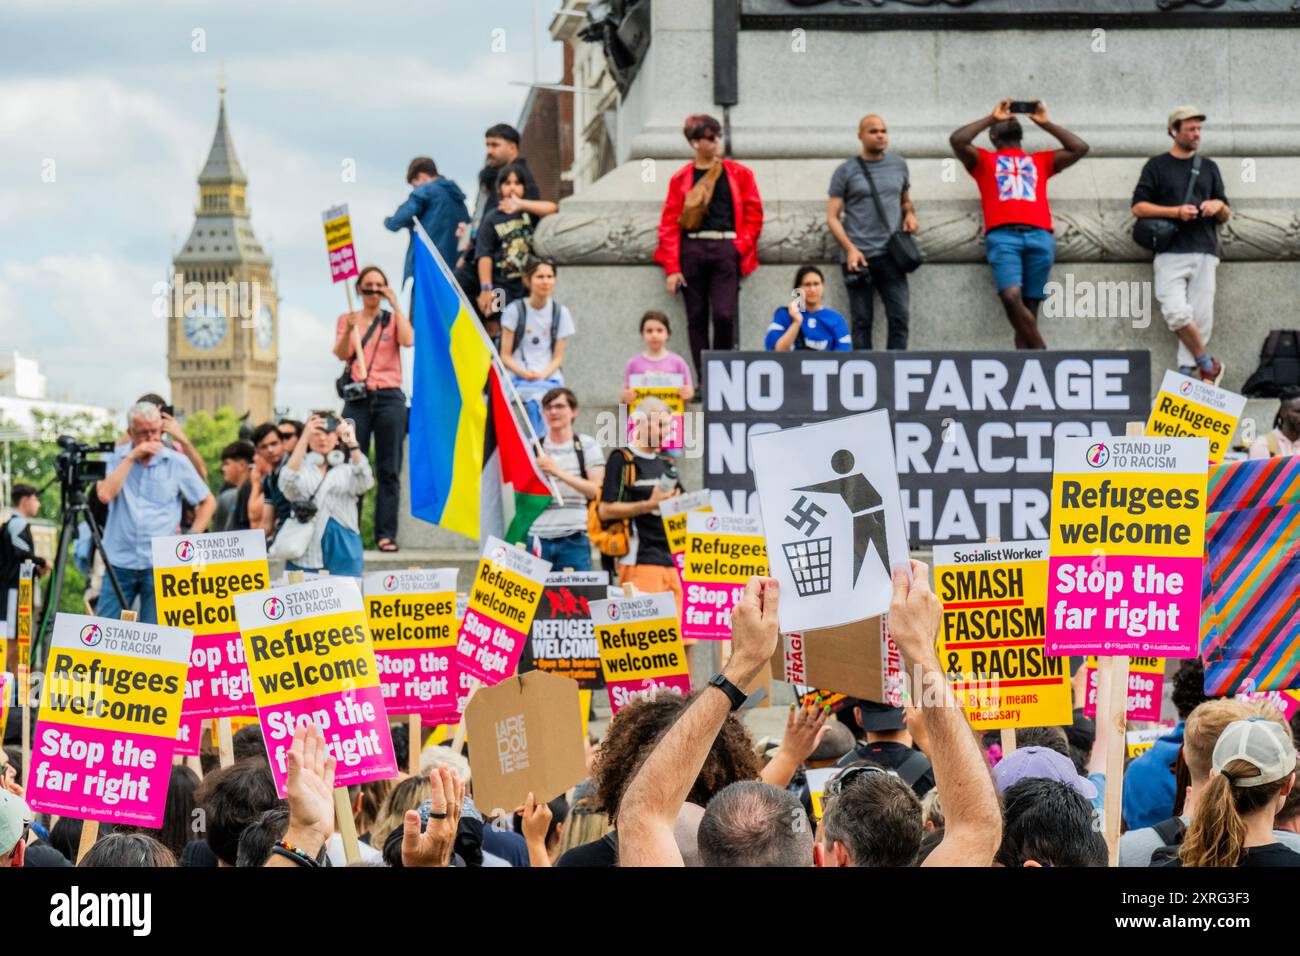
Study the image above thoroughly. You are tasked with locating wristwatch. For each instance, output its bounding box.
[707,673,747,712]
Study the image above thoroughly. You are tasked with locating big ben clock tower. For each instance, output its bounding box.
[168,85,277,422]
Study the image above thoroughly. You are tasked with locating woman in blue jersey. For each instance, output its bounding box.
[765,265,852,351]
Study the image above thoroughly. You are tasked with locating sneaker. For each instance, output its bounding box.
[1177,365,1197,379]
[1198,358,1225,387]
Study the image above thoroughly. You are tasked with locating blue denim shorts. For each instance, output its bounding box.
[985,226,1055,300]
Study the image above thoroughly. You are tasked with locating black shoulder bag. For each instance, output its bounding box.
[856,157,922,274]
[335,312,387,401]
[1132,154,1202,254]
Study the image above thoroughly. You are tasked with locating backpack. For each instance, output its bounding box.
[1146,816,1188,866]
[508,299,562,363]
[1242,330,1300,398]
[587,447,636,558]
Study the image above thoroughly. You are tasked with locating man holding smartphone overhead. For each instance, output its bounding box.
[949,99,1090,350]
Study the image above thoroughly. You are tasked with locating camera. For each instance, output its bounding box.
[290,501,318,523]
[321,413,341,434]
[340,381,367,403]
[54,435,115,486]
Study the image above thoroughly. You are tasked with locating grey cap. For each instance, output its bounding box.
[1213,718,1297,788]
[0,789,32,856]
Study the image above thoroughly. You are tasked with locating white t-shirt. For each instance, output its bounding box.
[510,298,575,378]
[530,433,604,539]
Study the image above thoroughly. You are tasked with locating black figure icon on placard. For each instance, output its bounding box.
[794,448,888,588]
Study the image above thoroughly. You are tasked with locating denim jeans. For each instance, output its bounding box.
[95,565,157,624]
[533,532,593,571]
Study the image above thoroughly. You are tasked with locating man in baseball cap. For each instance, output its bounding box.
[1131,104,1230,385]
[0,789,32,868]
[835,699,935,797]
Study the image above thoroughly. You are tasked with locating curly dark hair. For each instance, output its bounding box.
[1172,657,1211,720]
[592,691,762,823]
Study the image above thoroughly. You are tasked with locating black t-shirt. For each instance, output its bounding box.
[692,164,735,233]
[1131,153,1228,256]
[262,464,292,529]
[836,741,936,798]
[1154,842,1300,868]
[555,831,619,867]
[599,448,682,568]
[475,208,536,292]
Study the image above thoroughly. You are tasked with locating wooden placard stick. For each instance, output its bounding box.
[76,608,139,863]
[216,718,235,768]
[978,537,1016,758]
[285,568,359,863]
[1097,422,1146,864]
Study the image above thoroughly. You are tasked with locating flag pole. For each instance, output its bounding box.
[410,219,563,506]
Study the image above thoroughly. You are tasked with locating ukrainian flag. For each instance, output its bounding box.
[408,223,494,538]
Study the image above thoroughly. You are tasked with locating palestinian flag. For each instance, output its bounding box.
[481,365,554,544]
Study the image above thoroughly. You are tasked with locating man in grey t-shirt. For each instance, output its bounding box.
[827,114,918,350]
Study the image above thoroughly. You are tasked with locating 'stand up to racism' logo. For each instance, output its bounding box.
[263,596,285,620]
[79,623,103,647]
[1086,443,1110,468]
[383,575,399,591]
[608,602,621,621]
[1179,380,1194,396]
[175,540,195,562]
[489,546,507,562]
[705,515,721,532]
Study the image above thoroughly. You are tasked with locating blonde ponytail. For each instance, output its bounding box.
[1179,758,1282,867]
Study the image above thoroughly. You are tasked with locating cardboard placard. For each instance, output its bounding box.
[1235,689,1300,722]
[681,512,768,640]
[806,767,837,821]
[234,577,397,797]
[27,614,192,827]
[590,591,692,714]
[660,489,713,578]
[174,713,202,757]
[628,372,686,450]
[790,616,902,705]
[1126,725,1174,759]
[16,564,33,701]
[363,569,460,719]
[934,540,1071,730]
[454,537,551,686]
[750,409,910,632]
[518,571,609,690]
[322,203,359,283]
[1084,655,1165,722]
[1045,435,1208,657]
[1145,370,1246,464]
[151,531,268,720]
[463,670,587,813]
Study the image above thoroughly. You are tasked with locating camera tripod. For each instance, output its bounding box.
[30,463,125,673]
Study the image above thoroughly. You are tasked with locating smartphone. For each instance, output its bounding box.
[1009,100,1039,114]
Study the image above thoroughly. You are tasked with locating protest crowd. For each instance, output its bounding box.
[3,91,1300,880]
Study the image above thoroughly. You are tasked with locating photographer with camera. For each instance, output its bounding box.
[96,401,215,623]
[129,392,209,481]
[333,266,412,554]
[275,412,374,578]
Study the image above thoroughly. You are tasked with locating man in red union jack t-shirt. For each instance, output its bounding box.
[950,100,1090,349]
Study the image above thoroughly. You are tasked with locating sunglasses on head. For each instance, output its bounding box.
[692,133,720,142]
[825,764,898,797]
[278,430,297,440]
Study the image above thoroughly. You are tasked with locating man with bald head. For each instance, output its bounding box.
[827,113,917,350]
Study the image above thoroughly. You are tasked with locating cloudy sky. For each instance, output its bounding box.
[0,0,563,419]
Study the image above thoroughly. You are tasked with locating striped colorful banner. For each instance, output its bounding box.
[1200,455,1300,695]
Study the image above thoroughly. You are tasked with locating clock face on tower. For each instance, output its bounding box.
[256,303,274,350]
[183,304,228,350]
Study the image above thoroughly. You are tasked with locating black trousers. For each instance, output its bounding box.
[343,387,407,543]
[680,237,741,382]
[845,255,911,350]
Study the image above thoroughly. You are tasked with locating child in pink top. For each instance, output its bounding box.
[620,310,696,405]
